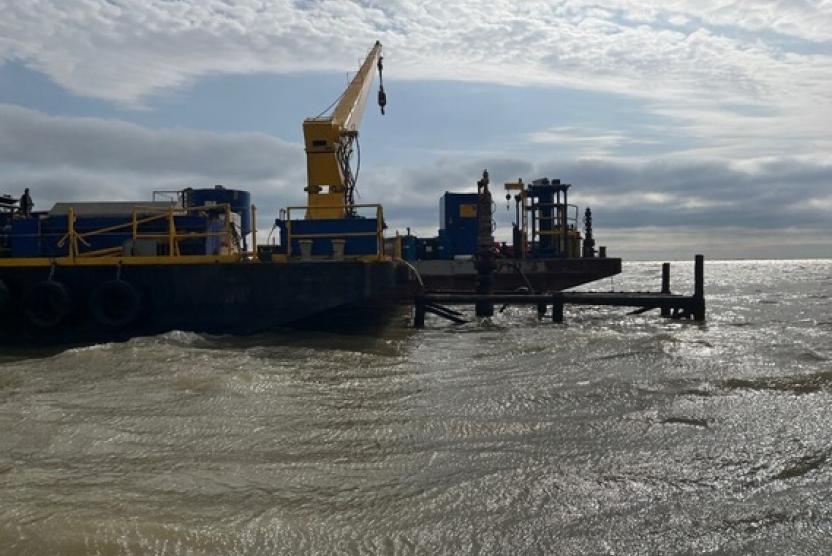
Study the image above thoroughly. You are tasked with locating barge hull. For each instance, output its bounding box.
[0,261,400,345]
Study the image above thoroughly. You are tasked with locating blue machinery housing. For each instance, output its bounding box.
[395,193,479,261]
[270,204,384,259]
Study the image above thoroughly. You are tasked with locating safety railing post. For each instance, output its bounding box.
[167,208,175,257]
[225,203,232,254]
[377,206,383,260]
[286,211,293,258]
[251,204,257,256]
[394,233,402,260]
[68,207,76,262]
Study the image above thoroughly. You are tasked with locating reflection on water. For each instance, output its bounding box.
[1,260,832,554]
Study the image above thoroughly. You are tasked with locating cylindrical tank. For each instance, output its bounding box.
[185,185,252,236]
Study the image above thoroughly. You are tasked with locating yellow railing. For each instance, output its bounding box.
[284,204,386,261]
[0,202,395,268]
[56,203,240,262]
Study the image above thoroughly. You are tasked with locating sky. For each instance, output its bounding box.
[0,0,831,260]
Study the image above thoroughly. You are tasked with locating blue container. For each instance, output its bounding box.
[438,193,478,258]
[186,186,252,236]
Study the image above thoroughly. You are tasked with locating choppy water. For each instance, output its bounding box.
[1,260,831,555]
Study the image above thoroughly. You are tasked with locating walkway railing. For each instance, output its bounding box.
[56,203,240,261]
[283,204,386,261]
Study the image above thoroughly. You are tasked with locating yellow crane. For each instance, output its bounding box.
[303,41,386,219]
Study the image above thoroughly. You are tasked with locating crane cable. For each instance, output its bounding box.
[326,49,385,215]
[347,53,384,213]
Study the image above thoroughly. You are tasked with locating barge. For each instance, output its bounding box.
[0,188,402,346]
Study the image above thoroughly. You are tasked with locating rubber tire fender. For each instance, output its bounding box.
[89,279,142,328]
[24,280,73,328]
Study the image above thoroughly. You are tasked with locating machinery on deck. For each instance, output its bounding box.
[504,177,583,259]
[389,171,621,292]
[395,175,593,262]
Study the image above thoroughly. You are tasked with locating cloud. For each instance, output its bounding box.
[2,103,829,258]
[0,104,300,181]
[359,152,832,256]
[1,2,829,108]
[1,0,829,171]
[527,126,659,157]
[584,226,832,260]
[537,156,832,229]
[0,103,304,215]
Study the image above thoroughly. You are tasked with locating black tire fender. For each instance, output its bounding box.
[89,280,142,328]
[24,280,73,328]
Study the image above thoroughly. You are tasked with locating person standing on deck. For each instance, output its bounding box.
[19,188,33,217]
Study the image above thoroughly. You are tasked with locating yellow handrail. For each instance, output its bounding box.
[76,246,123,258]
[56,202,240,260]
[251,204,257,254]
[167,208,175,256]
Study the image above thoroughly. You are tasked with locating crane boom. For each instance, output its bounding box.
[303,41,385,219]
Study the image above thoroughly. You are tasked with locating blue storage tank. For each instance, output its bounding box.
[185,186,252,236]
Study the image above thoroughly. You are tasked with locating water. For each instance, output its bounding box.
[1,260,831,554]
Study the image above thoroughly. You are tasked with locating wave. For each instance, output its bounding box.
[720,369,832,395]
[773,449,829,481]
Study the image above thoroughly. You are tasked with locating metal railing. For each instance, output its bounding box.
[526,203,582,258]
[56,203,241,261]
[283,204,386,261]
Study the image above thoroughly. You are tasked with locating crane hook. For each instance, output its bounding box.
[377,55,386,115]
[378,85,387,115]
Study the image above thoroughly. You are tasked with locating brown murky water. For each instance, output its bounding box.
[1,260,831,554]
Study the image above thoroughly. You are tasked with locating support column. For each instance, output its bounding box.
[414,297,426,328]
[551,294,564,323]
[660,262,671,317]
